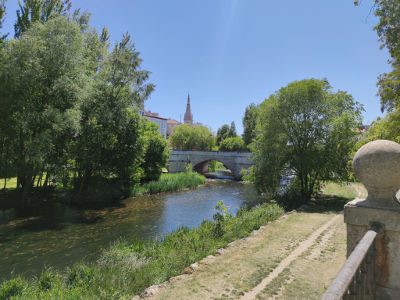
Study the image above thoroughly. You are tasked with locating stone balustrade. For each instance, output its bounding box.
[345,140,400,299]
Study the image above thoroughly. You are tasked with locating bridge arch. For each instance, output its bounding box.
[168,150,253,180]
[192,159,236,177]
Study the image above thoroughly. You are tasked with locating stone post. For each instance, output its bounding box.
[345,140,400,299]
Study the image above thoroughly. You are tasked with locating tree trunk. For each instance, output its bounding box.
[43,173,49,187]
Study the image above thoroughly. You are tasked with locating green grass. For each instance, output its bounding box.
[131,172,206,196]
[0,203,284,300]
[322,182,357,200]
[0,177,17,189]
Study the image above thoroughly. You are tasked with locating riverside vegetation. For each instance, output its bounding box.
[0,2,169,206]
[0,202,283,299]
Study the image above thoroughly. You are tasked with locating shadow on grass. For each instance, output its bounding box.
[275,193,354,214]
[300,195,353,213]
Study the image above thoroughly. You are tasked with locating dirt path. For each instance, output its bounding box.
[240,214,341,300]
[142,211,346,300]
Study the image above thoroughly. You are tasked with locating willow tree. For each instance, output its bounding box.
[0,17,87,198]
[253,79,363,202]
[14,0,72,37]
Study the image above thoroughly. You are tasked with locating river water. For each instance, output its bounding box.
[0,180,263,279]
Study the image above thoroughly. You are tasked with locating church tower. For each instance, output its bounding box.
[184,94,193,125]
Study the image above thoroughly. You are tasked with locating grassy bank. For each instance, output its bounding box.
[0,203,283,300]
[132,172,206,196]
[0,172,206,209]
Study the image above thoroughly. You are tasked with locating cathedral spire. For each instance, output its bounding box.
[184,93,193,125]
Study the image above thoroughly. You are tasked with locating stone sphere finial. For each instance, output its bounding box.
[353,140,400,208]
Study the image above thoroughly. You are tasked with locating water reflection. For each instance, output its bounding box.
[0,180,261,279]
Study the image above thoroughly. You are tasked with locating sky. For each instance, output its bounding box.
[2,0,391,134]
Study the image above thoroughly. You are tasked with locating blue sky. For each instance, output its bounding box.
[2,0,390,133]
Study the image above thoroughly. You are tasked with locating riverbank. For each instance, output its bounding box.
[131,172,206,196]
[140,183,366,300]
[0,172,206,210]
[0,202,284,299]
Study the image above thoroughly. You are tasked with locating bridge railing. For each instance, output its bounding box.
[321,140,400,300]
[321,226,379,300]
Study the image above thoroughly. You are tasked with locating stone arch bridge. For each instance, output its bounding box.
[168,150,253,180]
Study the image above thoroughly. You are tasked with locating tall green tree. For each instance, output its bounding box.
[169,124,214,151]
[216,122,237,145]
[74,33,154,191]
[229,121,237,137]
[0,17,86,198]
[242,103,259,145]
[253,79,363,202]
[216,124,230,145]
[15,0,72,37]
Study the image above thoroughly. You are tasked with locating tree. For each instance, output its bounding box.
[355,110,400,148]
[356,0,400,111]
[141,120,169,182]
[216,122,237,146]
[242,103,259,145]
[229,121,237,137]
[0,17,86,199]
[74,33,154,191]
[216,124,230,145]
[0,0,6,44]
[169,124,214,151]
[252,79,363,202]
[15,0,72,37]
[219,137,246,152]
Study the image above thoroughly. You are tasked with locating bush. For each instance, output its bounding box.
[131,172,205,196]
[0,277,26,300]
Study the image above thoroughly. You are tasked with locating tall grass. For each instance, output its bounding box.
[131,172,206,196]
[0,203,283,300]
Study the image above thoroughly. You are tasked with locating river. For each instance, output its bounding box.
[0,180,263,279]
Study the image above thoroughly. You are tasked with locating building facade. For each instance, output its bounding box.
[167,119,181,137]
[143,111,168,138]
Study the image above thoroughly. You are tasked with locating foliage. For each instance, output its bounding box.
[219,136,247,152]
[0,12,161,203]
[0,277,26,299]
[15,0,72,37]
[140,120,169,182]
[355,0,400,112]
[355,111,400,152]
[131,172,205,196]
[212,200,232,237]
[169,124,214,150]
[242,103,260,145]
[252,79,363,203]
[0,0,6,44]
[216,122,237,145]
[0,203,283,299]
[0,17,86,199]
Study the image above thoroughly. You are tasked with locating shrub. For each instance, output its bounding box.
[0,277,26,300]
